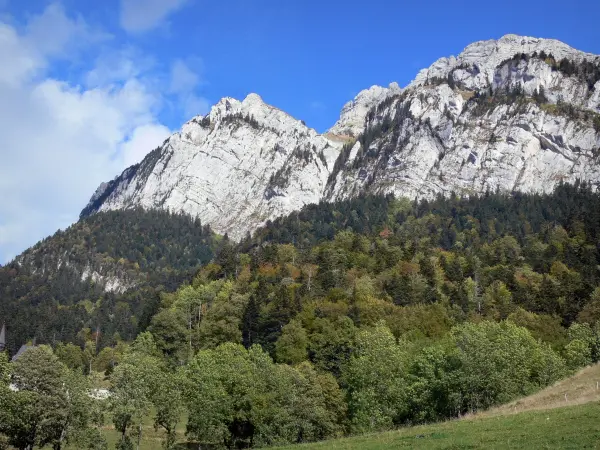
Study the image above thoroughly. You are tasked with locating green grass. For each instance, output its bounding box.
[90,402,600,449]
[65,408,190,450]
[274,402,600,450]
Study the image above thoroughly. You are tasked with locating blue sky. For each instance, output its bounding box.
[1,0,599,263]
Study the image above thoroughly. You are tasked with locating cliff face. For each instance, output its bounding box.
[83,35,600,239]
[82,93,342,239]
[325,35,600,201]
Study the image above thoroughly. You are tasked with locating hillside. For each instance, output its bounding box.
[482,362,600,416]
[273,402,600,450]
[3,182,600,358]
[3,184,600,449]
[0,209,216,353]
[272,364,600,450]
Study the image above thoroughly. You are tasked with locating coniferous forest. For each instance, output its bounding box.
[2,183,600,449]
[0,208,217,354]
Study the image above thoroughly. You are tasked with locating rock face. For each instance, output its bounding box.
[325,34,600,201]
[328,83,402,137]
[83,34,600,239]
[82,94,342,239]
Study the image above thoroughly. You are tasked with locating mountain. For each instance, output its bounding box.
[0,209,217,353]
[326,34,600,201]
[81,94,342,240]
[81,35,600,240]
[4,34,600,352]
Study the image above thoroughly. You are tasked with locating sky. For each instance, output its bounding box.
[1,0,599,263]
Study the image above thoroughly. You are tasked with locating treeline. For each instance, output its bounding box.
[0,208,217,354]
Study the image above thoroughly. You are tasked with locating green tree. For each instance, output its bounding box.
[275,320,309,364]
[151,370,183,450]
[507,308,566,349]
[564,323,597,369]
[0,352,12,448]
[451,321,566,412]
[483,280,514,319]
[147,309,189,364]
[182,343,261,448]
[182,343,342,448]
[408,343,463,422]
[93,346,121,375]
[577,287,600,324]
[51,370,102,450]
[307,316,357,377]
[564,339,592,370]
[54,343,86,372]
[198,292,249,348]
[109,334,161,450]
[341,322,409,433]
[1,346,94,450]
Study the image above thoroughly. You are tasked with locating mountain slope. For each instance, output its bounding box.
[82,94,342,240]
[271,364,600,450]
[326,34,600,201]
[271,403,600,450]
[0,209,216,353]
[81,35,600,240]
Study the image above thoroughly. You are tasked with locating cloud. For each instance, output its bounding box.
[25,3,109,59]
[0,23,42,86]
[121,123,171,167]
[85,47,156,87]
[169,58,201,93]
[168,58,210,117]
[310,101,326,110]
[120,0,190,33]
[0,4,173,263]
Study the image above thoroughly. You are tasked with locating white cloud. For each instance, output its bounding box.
[169,58,200,94]
[120,0,190,33]
[25,3,109,59]
[121,123,171,167]
[0,5,173,263]
[168,58,210,117]
[0,23,42,86]
[85,47,155,87]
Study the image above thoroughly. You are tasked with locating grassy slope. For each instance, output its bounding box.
[275,363,600,450]
[274,403,600,450]
[480,363,600,416]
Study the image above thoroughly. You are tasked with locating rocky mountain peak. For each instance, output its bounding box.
[329,82,402,137]
[326,35,600,203]
[413,35,600,100]
[82,35,600,241]
[82,93,341,239]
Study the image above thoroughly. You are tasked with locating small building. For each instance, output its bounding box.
[0,323,37,362]
[11,345,35,362]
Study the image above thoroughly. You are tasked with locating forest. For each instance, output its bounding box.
[2,182,600,449]
[0,208,217,353]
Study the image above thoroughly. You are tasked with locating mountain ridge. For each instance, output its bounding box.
[81,34,600,240]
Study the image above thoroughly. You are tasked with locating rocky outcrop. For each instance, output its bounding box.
[328,83,402,137]
[325,34,600,202]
